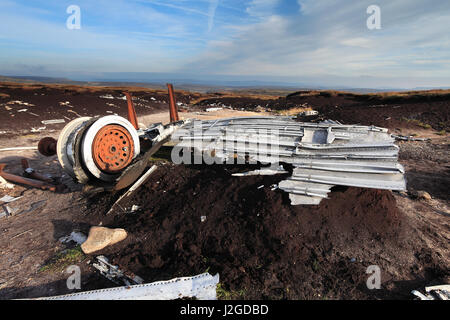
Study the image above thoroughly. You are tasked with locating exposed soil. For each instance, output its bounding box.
[197,92,450,131]
[0,84,448,300]
[0,83,200,135]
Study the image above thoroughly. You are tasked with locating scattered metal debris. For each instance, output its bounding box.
[0,176,14,189]
[232,165,288,176]
[41,119,65,125]
[298,110,318,117]
[0,146,38,152]
[392,134,430,141]
[99,94,115,99]
[106,165,158,214]
[131,205,140,212]
[35,272,219,300]
[59,231,87,245]
[30,126,46,132]
[7,100,34,106]
[206,107,223,112]
[0,195,22,203]
[0,162,64,192]
[1,204,17,218]
[92,255,144,287]
[412,284,450,300]
[21,158,54,183]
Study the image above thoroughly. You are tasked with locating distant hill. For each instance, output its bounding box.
[2,74,447,94]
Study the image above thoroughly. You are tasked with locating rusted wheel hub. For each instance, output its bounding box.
[91,124,135,173]
[38,137,57,157]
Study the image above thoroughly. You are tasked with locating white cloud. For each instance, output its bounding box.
[341,38,372,48]
[178,0,450,87]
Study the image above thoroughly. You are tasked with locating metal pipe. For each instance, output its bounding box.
[21,159,55,183]
[37,137,57,156]
[124,92,139,130]
[0,163,56,191]
[167,83,179,122]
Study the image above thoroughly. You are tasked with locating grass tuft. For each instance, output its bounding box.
[38,246,85,273]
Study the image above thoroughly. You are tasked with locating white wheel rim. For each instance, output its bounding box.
[81,116,140,182]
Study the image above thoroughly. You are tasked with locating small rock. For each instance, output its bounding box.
[81,226,127,254]
[417,191,432,201]
[410,190,432,201]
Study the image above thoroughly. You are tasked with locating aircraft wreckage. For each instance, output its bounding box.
[37,87,406,205]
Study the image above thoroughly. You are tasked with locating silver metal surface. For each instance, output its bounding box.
[172,116,407,205]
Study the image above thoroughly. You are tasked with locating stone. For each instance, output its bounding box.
[417,191,432,201]
[411,190,432,201]
[81,226,127,254]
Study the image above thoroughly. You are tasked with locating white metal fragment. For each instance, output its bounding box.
[412,284,450,300]
[99,94,114,99]
[58,231,87,245]
[206,107,223,112]
[0,176,14,189]
[0,146,38,152]
[106,165,158,214]
[232,165,288,177]
[33,272,219,300]
[41,119,65,125]
[0,195,22,203]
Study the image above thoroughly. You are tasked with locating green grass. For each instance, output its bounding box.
[436,130,447,136]
[418,123,432,129]
[216,283,246,300]
[38,246,85,273]
[149,145,173,162]
[402,118,432,129]
[312,259,320,272]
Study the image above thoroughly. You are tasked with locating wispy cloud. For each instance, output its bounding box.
[246,0,280,18]
[208,0,220,32]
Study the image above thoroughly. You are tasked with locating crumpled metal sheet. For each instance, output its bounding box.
[34,272,219,300]
[172,116,406,205]
[412,284,450,300]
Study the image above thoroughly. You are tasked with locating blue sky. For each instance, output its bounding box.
[1,0,450,88]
